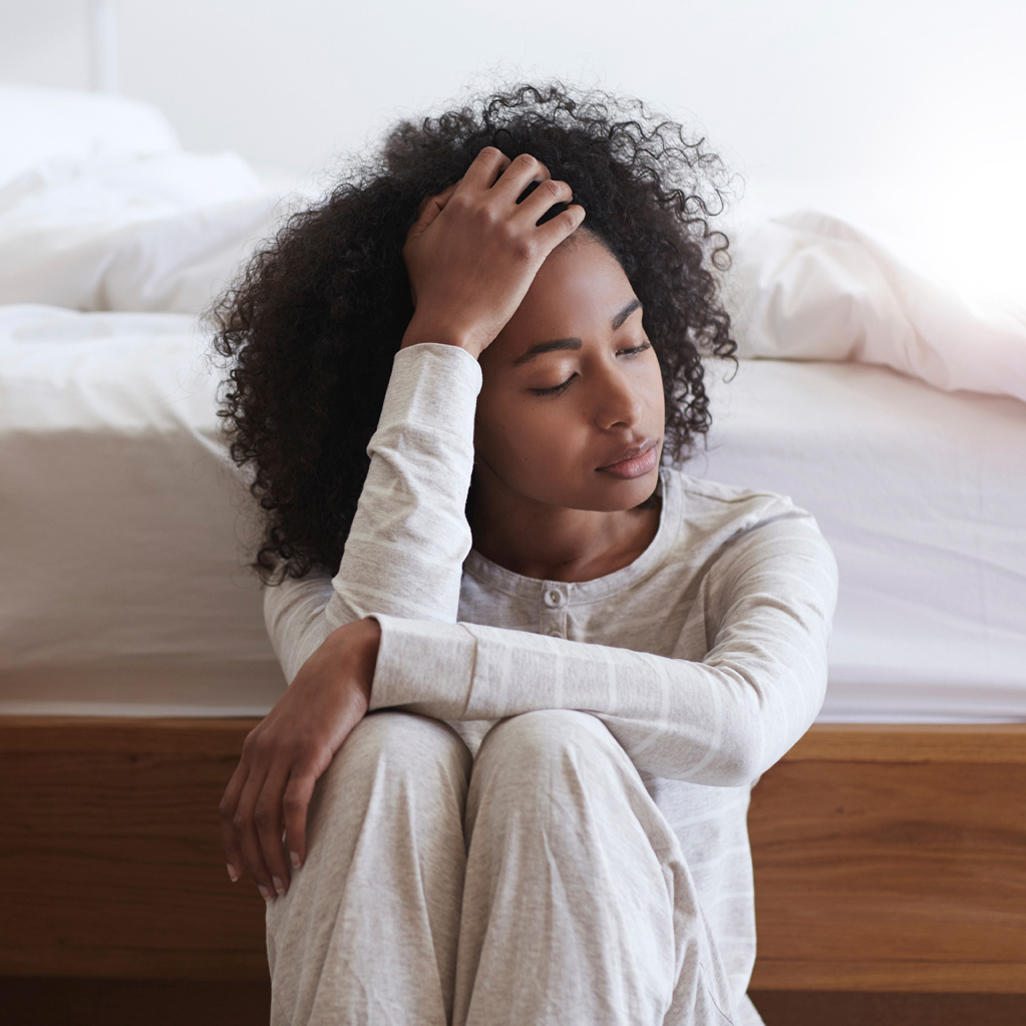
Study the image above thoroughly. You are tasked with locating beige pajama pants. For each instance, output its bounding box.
[265,708,738,1025]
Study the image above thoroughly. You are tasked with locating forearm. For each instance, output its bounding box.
[264,342,483,685]
[323,342,480,627]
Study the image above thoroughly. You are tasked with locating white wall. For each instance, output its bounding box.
[4,0,1024,299]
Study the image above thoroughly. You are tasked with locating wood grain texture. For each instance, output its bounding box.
[1,716,1024,999]
[0,716,265,979]
[748,724,1026,994]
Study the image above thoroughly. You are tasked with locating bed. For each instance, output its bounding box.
[1,85,1024,1026]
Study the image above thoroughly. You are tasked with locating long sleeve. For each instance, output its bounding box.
[365,511,839,787]
[262,342,482,685]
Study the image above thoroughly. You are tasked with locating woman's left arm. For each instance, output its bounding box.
[363,511,840,788]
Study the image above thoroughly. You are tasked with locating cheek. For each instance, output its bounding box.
[644,360,666,415]
[475,398,570,474]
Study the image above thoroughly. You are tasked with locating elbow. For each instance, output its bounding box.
[702,664,769,787]
[710,655,829,787]
[724,682,828,788]
[718,722,766,788]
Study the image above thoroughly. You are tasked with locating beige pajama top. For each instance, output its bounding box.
[262,341,840,1018]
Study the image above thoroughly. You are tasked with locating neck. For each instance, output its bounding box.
[468,481,661,583]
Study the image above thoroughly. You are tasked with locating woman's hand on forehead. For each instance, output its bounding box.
[401,146,586,359]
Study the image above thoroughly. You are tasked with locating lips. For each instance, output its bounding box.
[597,438,658,470]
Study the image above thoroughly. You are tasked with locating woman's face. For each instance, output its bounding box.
[473,230,665,517]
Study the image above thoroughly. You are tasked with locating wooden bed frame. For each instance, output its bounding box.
[1,716,1024,1025]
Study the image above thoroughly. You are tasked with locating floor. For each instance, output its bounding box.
[2,978,1024,1025]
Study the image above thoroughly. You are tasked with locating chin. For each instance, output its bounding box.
[572,473,660,512]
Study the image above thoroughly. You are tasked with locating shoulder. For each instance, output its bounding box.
[665,466,812,536]
[662,466,838,581]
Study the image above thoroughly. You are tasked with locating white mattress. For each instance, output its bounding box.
[2,305,1024,723]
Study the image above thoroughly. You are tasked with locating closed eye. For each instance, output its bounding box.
[528,340,652,396]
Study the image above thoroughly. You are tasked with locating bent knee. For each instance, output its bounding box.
[331,710,471,781]
[479,709,617,768]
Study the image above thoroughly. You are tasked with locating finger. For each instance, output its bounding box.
[412,181,459,233]
[281,760,321,872]
[488,152,551,207]
[234,757,277,901]
[218,760,249,885]
[253,758,294,898]
[532,203,587,252]
[511,177,575,227]
[454,145,512,195]
[433,180,459,209]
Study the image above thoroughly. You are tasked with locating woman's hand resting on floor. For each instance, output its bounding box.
[219,617,382,903]
[401,145,586,358]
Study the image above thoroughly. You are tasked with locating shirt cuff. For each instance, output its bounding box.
[384,340,483,425]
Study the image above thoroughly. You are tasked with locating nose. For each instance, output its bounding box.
[593,358,644,431]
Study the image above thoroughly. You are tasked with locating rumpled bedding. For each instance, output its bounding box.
[0,148,311,316]
[1,124,1022,404]
[722,209,1026,403]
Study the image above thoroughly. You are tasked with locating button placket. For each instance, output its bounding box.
[541,585,568,637]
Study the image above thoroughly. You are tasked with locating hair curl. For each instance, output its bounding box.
[206,79,740,585]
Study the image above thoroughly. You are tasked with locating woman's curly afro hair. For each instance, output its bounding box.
[207,79,740,585]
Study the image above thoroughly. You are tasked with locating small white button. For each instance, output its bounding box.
[543,588,564,608]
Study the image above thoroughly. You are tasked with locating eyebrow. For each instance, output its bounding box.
[511,297,642,366]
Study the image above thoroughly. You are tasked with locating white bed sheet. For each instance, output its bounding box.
[2,305,1023,722]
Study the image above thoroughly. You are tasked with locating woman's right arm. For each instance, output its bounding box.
[263,146,587,685]
[263,340,483,685]
[223,147,585,897]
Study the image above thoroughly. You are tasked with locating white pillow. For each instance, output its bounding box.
[0,85,180,187]
[0,149,283,314]
[721,210,1026,404]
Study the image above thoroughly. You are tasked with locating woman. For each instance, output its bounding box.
[211,80,838,1026]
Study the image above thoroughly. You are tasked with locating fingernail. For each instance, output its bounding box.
[272,875,286,897]
[258,884,273,902]
[226,863,239,883]
[289,851,302,871]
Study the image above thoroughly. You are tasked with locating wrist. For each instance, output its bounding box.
[355,617,381,702]
[327,618,380,704]
[400,316,483,357]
